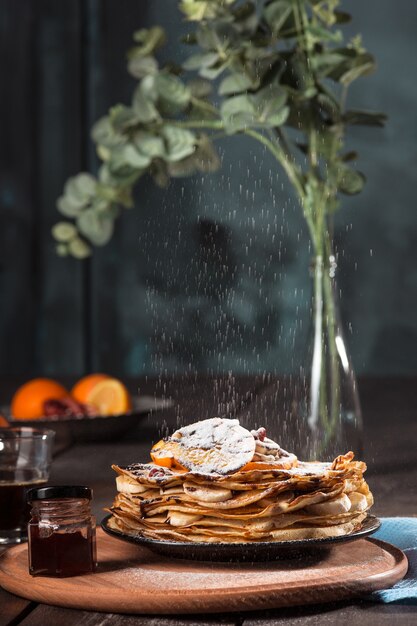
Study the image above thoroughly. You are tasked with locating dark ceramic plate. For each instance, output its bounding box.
[101,514,381,562]
[2,396,173,452]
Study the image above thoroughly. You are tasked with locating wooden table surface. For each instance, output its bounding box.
[1,376,416,625]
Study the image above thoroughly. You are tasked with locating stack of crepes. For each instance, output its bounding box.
[108,418,373,543]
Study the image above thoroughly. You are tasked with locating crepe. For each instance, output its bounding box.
[107,418,373,543]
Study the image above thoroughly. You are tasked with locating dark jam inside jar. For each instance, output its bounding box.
[27,487,97,577]
[29,525,96,577]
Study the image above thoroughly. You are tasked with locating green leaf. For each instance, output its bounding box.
[110,104,142,131]
[68,237,91,259]
[131,88,159,122]
[128,55,158,79]
[77,208,115,246]
[98,163,142,188]
[134,131,166,158]
[317,92,341,120]
[328,52,376,86]
[219,73,254,95]
[200,64,227,80]
[91,116,126,148]
[155,74,191,113]
[169,133,221,176]
[96,145,111,161]
[161,125,196,162]
[95,183,119,203]
[66,173,97,199]
[253,85,288,124]
[180,0,226,21]
[129,27,166,58]
[337,166,366,195]
[196,22,237,51]
[90,196,110,213]
[232,1,258,33]
[188,78,212,98]
[343,110,387,127]
[306,24,342,46]
[52,222,78,243]
[340,60,375,86]
[56,243,69,257]
[310,52,346,77]
[267,106,289,126]
[60,173,97,216]
[221,95,253,116]
[139,75,158,102]
[110,144,151,171]
[221,94,256,132]
[221,86,288,132]
[263,1,293,35]
[56,194,85,218]
[182,52,219,71]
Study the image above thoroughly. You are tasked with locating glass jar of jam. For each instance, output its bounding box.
[27,485,97,577]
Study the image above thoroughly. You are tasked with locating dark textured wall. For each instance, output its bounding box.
[0,0,416,377]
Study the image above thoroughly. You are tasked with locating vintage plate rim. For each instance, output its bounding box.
[100,513,381,559]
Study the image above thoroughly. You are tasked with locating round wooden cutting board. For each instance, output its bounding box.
[0,529,407,614]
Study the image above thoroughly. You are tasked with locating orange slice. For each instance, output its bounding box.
[150,440,186,470]
[71,373,110,403]
[87,378,131,416]
[150,418,256,475]
[240,461,286,472]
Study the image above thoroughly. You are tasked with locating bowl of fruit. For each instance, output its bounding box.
[1,375,172,452]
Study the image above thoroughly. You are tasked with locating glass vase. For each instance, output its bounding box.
[292,254,363,461]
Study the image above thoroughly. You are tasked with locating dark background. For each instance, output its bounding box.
[0,0,416,379]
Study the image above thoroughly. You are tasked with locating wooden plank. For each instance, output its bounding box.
[242,602,417,625]
[19,605,236,626]
[35,0,85,375]
[0,587,34,626]
[0,0,38,376]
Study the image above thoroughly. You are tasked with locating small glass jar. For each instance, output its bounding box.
[27,485,97,577]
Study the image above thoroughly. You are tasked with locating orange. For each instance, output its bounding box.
[240,461,280,471]
[71,373,110,403]
[150,441,186,470]
[11,378,69,420]
[0,414,9,427]
[86,378,131,416]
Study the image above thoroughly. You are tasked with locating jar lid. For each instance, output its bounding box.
[27,485,93,502]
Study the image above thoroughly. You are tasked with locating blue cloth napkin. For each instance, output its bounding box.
[367,517,416,603]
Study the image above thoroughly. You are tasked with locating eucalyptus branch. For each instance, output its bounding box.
[244,129,304,199]
[190,97,220,117]
[171,119,224,130]
[271,128,298,169]
[52,0,385,258]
